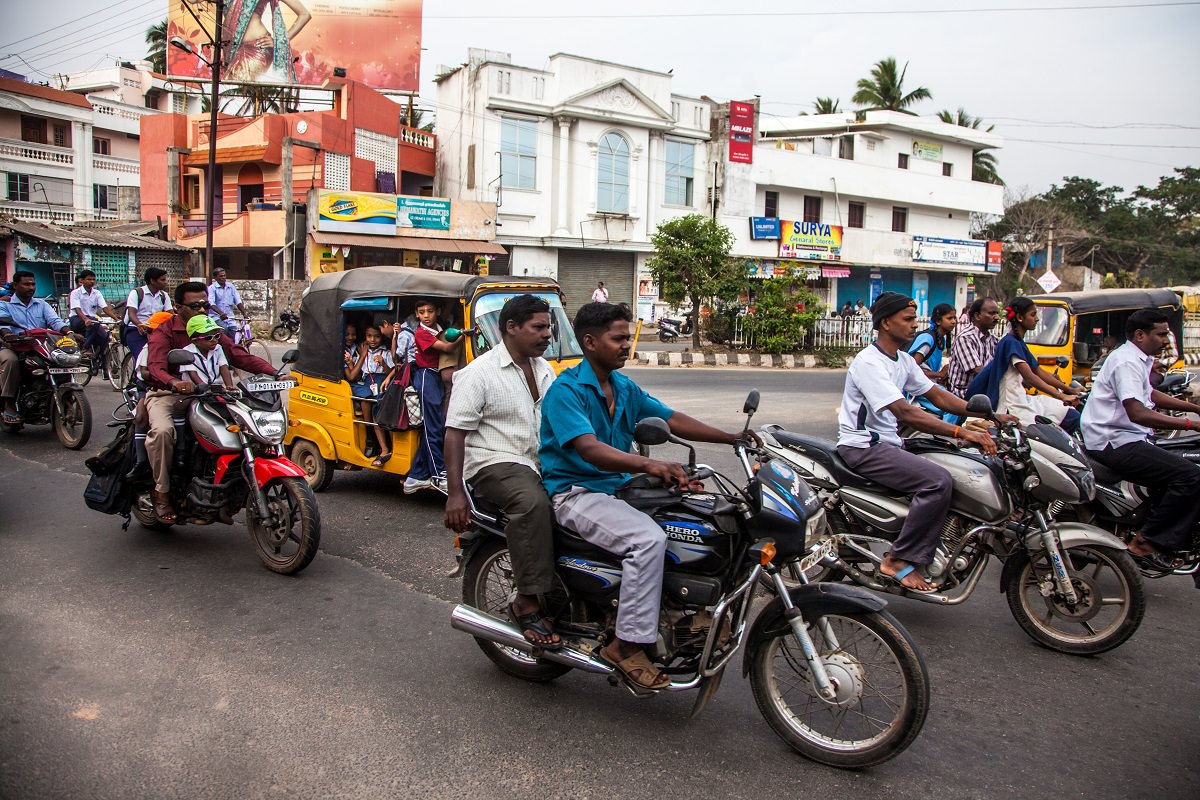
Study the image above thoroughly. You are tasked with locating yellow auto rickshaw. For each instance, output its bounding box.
[283,266,582,491]
[1023,288,1185,384]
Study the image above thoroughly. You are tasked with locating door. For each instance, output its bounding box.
[556,249,636,320]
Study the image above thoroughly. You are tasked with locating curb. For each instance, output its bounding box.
[632,351,822,368]
[1186,353,1200,367]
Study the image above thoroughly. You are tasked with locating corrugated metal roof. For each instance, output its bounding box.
[0,217,192,251]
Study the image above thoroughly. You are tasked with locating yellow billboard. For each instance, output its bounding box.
[317,190,398,235]
[778,221,843,262]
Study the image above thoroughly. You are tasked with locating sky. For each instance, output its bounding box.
[2,0,1198,199]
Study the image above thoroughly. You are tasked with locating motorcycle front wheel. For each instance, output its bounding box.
[749,610,930,769]
[246,477,321,575]
[270,324,294,342]
[462,537,571,683]
[53,390,92,450]
[657,330,675,343]
[1006,544,1145,655]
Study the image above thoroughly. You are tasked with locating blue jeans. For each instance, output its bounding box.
[407,367,445,480]
[125,327,149,362]
[70,316,110,363]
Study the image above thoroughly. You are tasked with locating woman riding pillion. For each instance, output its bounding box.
[907,303,956,416]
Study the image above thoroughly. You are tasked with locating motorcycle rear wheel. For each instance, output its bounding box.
[271,324,294,342]
[53,390,92,450]
[462,537,571,682]
[131,489,172,531]
[1006,544,1144,655]
[657,330,675,343]
[247,477,321,575]
[749,609,929,768]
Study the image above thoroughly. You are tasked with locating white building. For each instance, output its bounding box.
[434,50,712,313]
[715,107,1005,315]
[0,63,200,225]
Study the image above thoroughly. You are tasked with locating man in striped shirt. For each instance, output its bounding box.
[947,297,1000,398]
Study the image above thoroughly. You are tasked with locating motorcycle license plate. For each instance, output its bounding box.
[244,380,295,392]
[48,367,88,375]
[797,536,839,573]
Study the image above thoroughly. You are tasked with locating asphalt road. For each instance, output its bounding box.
[1,366,1197,799]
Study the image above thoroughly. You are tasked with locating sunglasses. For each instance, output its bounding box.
[185,301,211,310]
[192,332,221,342]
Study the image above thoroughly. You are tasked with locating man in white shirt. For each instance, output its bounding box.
[208,268,247,338]
[125,267,172,361]
[1081,308,1200,573]
[68,269,120,373]
[444,295,560,648]
[836,292,1005,592]
[591,281,609,304]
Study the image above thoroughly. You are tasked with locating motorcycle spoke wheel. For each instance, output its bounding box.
[750,610,928,768]
[53,391,92,450]
[246,478,321,575]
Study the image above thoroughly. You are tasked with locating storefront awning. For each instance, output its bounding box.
[311,230,506,255]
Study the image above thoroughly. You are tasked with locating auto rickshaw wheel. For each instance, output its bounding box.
[290,439,334,492]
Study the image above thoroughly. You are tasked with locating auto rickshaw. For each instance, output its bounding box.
[283,266,582,491]
[1023,288,1186,384]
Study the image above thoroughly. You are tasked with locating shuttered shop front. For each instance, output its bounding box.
[556,249,635,318]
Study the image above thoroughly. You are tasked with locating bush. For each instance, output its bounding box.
[812,346,857,368]
[701,307,735,345]
[741,276,823,354]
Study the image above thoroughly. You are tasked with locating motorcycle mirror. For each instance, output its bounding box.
[167,348,196,366]
[634,417,672,446]
[965,394,995,419]
[743,389,760,415]
[280,348,299,364]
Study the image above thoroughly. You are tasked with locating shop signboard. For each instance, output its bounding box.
[778,221,843,261]
[986,241,1003,273]
[1037,269,1062,293]
[397,196,451,231]
[728,101,755,164]
[912,140,943,162]
[317,190,397,235]
[912,235,987,268]
[750,217,780,240]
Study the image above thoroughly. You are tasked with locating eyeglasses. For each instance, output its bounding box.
[193,333,221,342]
[185,301,211,310]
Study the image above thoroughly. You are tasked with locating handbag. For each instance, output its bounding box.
[377,361,421,431]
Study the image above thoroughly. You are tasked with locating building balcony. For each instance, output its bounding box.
[0,201,117,224]
[0,137,75,170]
[92,154,140,180]
[91,98,155,136]
[174,208,286,250]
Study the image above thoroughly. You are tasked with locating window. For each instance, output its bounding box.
[93,184,117,210]
[6,172,31,202]
[93,138,111,155]
[495,69,511,94]
[848,201,865,229]
[803,195,821,224]
[839,136,854,160]
[892,206,908,233]
[171,93,186,113]
[53,125,67,148]
[664,139,694,206]
[21,115,46,144]
[500,117,537,190]
[596,132,630,213]
[943,162,953,177]
[897,153,909,169]
[693,106,703,128]
[183,174,200,210]
[764,190,779,218]
[670,101,681,121]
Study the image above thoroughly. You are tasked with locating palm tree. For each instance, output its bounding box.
[937,107,1004,185]
[145,20,167,73]
[851,57,931,115]
[812,97,841,114]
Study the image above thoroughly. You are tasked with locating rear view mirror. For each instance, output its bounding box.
[743,389,760,415]
[965,394,995,418]
[634,417,671,446]
[167,349,196,366]
[280,348,299,364]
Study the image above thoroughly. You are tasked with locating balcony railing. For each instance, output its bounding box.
[0,137,74,166]
[92,155,139,175]
[400,127,435,149]
[91,99,153,123]
[0,202,120,224]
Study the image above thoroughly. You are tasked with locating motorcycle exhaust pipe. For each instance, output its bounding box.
[450,604,614,675]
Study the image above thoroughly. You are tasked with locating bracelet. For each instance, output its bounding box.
[1187,419,1194,431]
[953,425,962,438]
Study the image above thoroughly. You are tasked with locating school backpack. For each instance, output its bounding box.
[83,421,135,519]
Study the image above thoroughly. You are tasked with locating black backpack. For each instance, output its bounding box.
[83,421,135,519]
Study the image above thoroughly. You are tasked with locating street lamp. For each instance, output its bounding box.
[168,0,224,280]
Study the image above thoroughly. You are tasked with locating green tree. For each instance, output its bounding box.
[741,274,823,354]
[145,19,167,73]
[646,215,742,348]
[937,107,1003,185]
[812,97,841,114]
[851,57,931,115]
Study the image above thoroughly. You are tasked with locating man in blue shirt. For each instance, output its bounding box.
[0,271,73,424]
[208,268,247,339]
[540,302,754,693]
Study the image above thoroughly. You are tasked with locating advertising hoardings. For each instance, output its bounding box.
[396,196,451,231]
[912,140,943,161]
[911,235,991,269]
[316,190,452,235]
[166,0,422,91]
[749,217,781,240]
[986,241,1003,272]
[778,221,843,261]
[728,101,755,164]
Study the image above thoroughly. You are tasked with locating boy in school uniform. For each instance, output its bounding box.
[180,315,236,391]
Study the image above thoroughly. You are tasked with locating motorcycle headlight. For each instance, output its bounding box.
[51,348,81,366]
[249,410,286,444]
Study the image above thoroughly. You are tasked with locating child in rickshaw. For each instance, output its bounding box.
[404,298,466,493]
[346,324,396,466]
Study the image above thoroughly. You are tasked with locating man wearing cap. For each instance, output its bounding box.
[142,281,273,524]
[836,291,1013,592]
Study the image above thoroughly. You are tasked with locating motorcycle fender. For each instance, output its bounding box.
[999,521,1128,592]
[742,582,888,677]
[214,455,306,486]
[450,529,499,578]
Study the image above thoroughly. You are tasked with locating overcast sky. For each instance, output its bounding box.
[3,0,1198,198]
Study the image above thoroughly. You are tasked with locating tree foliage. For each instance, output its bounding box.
[145,20,167,74]
[646,215,743,347]
[852,58,932,115]
[742,275,823,354]
[812,97,841,114]
[937,107,1003,185]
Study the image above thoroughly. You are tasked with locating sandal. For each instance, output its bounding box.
[153,491,177,525]
[507,603,561,650]
[1,410,20,425]
[880,563,936,593]
[371,452,392,468]
[599,647,670,692]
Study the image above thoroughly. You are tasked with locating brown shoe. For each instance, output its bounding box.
[153,490,177,524]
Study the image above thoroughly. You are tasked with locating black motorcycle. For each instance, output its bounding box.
[270,306,300,342]
[0,327,92,449]
[451,391,930,768]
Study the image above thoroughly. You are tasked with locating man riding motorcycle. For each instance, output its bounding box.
[538,302,757,692]
[836,292,1013,592]
[143,281,274,524]
[0,271,76,426]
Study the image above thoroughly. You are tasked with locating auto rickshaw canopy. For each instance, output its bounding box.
[1025,288,1181,314]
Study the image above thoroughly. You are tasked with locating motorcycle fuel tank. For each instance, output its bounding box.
[656,510,731,575]
[189,402,242,452]
[917,451,1010,523]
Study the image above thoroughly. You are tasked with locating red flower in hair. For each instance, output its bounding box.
[1005,306,1017,320]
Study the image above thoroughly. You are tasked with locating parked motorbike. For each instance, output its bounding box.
[451,391,930,768]
[1,328,92,449]
[270,306,301,342]
[125,348,320,574]
[656,311,693,343]
[760,396,1146,656]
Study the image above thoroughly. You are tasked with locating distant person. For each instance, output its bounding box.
[908,303,957,414]
[947,297,1000,398]
[854,299,868,317]
[591,281,609,304]
[68,269,121,375]
[839,301,854,318]
[208,268,247,339]
[125,267,172,362]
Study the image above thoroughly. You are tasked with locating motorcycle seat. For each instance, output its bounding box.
[1159,372,1185,392]
[552,524,612,560]
[1086,456,1130,487]
[771,430,879,489]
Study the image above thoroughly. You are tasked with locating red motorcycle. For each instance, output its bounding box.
[1,328,92,449]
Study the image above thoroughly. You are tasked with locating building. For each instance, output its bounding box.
[0,63,199,226]
[434,49,713,314]
[140,78,500,280]
[714,106,1005,315]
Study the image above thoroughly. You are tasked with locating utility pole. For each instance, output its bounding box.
[203,0,225,280]
[282,137,320,280]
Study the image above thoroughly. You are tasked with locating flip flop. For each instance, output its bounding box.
[598,647,670,692]
[153,492,177,525]
[1,410,20,425]
[507,603,562,650]
[880,563,937,593]
[371,452,392,468]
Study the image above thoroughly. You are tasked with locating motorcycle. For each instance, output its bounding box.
[656,311,693,343]
[760,395,1146,656]
[125,348,320,575]
[451,391,930,769]
[1,328,92,449]
[270,306,301,342]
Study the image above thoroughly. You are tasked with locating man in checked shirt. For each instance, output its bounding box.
[444,294,561,649]
[947,297,1001,398]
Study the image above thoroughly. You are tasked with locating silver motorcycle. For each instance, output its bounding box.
[760,396,1146,656]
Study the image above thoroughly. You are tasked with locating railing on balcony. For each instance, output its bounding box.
[0,137,74,166]
[400,127,435,148]
[92,156,139,175]
[91,100,153,123]
[0,201,77,223]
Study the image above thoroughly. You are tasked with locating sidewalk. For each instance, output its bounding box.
[632,350,823,368]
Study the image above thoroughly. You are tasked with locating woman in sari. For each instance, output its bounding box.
[965,297,1082,432]
[223,0,311,83]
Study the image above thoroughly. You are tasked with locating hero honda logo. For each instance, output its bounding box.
[662,522,706,543]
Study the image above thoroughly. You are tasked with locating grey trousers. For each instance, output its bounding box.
[838,442,952,566]
[552,487,666,644]
[470,462,555,596]
[0,348,20,399]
